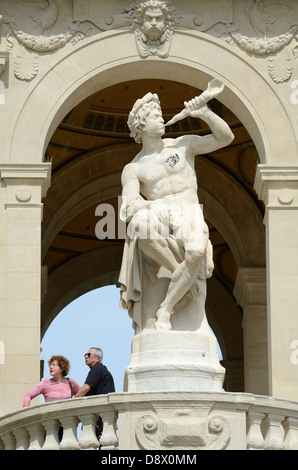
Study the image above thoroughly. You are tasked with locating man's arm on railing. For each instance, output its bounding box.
[74,384,91,397]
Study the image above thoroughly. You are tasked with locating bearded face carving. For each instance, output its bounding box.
[142,6,166,41]
[125,0,181,58]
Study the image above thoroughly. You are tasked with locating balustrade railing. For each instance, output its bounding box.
[0,395,118,451]
[0,392,298,450]
[246,404,298,450]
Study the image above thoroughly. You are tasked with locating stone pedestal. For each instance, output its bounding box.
[122,247,225,393]
[125,326,225,393]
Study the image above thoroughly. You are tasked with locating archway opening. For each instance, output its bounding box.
[41,78,265,392]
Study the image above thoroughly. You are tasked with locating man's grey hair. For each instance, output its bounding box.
[91,347,103,361]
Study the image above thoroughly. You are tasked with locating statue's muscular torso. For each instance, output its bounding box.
[137,137,199,204]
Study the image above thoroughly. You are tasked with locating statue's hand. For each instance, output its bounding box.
[126,199,149,220]
[186,101,210,119]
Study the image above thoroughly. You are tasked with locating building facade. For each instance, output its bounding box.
[0,0,298,450]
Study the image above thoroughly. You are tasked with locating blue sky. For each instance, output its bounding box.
[41,285,222,393]
[40,285,135,392]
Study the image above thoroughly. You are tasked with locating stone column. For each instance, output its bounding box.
[0,164,51,415]
[254,165,298,400]
[233,267,268,395]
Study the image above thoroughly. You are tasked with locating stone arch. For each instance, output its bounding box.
[6,30,297,166]
[28,29,280,391]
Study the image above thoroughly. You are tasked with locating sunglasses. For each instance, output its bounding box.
[84,352,99,358]
[84,353,94,357]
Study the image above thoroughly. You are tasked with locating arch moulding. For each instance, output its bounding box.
[6,30,298,169]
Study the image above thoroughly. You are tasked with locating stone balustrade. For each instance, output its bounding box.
[0,394,118,451]
[0,392,298,450]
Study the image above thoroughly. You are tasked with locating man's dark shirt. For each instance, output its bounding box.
[85,363,115,396]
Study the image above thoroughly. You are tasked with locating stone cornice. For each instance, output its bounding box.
[0,163,52,198]
[254,165,298,206]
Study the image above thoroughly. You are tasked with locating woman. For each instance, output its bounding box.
[23,355,80,407]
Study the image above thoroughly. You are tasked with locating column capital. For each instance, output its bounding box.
[254,165,298,207]
[233,267,266,310]
[0,163,52,204]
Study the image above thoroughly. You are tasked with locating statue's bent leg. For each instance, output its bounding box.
[130,208,179,272]
[155,245,208,331]
[138,237,179,273]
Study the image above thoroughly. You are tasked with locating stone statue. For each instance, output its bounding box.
[119,79,233,392]
[119,79,234,332]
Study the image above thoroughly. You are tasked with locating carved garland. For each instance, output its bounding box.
[5,20,78,81]
[223,25,298,84]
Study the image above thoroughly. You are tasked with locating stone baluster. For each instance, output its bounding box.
[27,423,44,450]
[79,413,100,450]
[1,432,16,450]
[41,419,61,450]
[282,417,298,450]
[99,410,118,450]
[14,427,30,450]
[59,416,80,450]
[246,411,265,450]
[263,414,285,450]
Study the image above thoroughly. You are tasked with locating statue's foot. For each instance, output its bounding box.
[155,308,172,331]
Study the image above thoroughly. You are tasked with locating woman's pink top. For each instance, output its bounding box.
[23,378,81,407]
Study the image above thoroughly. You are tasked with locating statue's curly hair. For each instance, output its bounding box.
[127,92,161,143]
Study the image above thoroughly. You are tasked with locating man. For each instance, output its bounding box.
[75,347,115,398]
[75,347,115,441]
[119,89,234,331]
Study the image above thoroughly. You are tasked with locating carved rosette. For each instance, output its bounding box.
[135,410,230,450]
